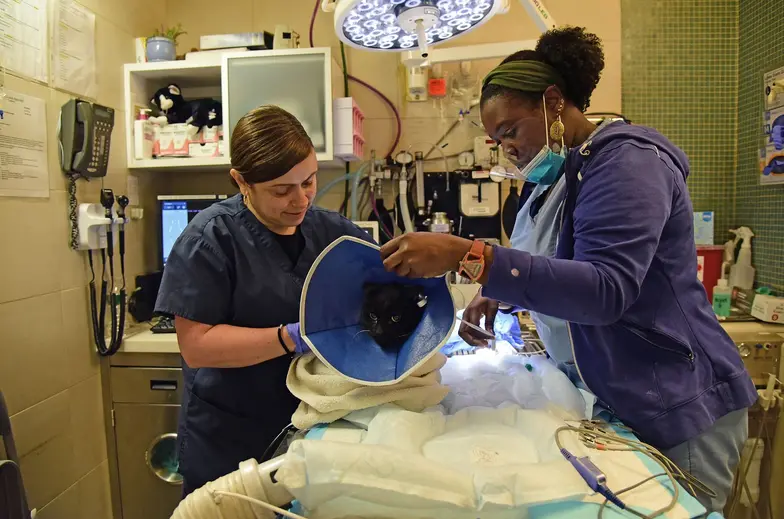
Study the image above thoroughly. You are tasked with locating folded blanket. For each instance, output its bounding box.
[287,352,449,429]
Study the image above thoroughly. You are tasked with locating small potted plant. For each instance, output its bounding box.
[147,24,186,62]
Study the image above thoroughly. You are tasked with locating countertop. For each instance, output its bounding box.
[120,329,180,354]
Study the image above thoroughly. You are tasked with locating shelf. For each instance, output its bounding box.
[124,60,222,87]
[128,156,231,171]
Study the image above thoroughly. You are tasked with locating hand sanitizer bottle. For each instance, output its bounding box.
[713,263,732,317]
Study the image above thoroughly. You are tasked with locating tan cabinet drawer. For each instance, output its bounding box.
[111,367,183,404]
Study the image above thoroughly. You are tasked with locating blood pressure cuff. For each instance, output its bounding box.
[300,236,455,385]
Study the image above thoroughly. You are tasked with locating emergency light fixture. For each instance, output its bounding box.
[324,0,556,63]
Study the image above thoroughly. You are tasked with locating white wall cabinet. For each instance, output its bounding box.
[123,48,345,171]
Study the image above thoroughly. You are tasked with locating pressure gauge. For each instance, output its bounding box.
[737,343,751,358]
[458,151,475,169]
[489,165,506,183]
[395,151,413,165]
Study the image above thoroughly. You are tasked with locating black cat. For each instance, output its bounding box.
[360,283,427,351]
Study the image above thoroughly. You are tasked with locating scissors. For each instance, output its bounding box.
[456,317,496,340]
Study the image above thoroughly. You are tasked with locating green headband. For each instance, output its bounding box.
[482,60,565,93]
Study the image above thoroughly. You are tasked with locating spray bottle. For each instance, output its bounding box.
[713,262,732,317]
[728,227,755,290]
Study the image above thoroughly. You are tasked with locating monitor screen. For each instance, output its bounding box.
[159,195,228,266]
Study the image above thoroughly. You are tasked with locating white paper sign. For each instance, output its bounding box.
[52,0,96,98]
[0,0,48,83]
[0,91,49,198]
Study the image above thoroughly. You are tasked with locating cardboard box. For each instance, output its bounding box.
[200,32,273,50]
[188,141,220,157]
[751,295,784,323]
[733,288,757,314]
[693,212,714,245]
[158,124,191,157]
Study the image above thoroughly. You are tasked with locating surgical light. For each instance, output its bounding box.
[333,0,504,57]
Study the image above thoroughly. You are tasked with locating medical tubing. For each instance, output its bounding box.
[350,161,370,219]
[171,457,293,519]
[370,195,394,239]
[307,0,401,158]
[349,74,401,158]
[554,425,684,519]
[314,171,360,204]
[399,177,415,233]
[308,0,319,47]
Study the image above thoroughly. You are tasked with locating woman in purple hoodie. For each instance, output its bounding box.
[381,27,756,513]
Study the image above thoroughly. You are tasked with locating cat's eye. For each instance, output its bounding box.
[391,315,400,323]
[369,313,378,322]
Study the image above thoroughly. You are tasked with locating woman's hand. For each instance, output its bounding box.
[459,293,500,347]
[380,232,472,278]
[284,322,311,354]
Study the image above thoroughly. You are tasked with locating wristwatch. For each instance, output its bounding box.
[458,240,486,282]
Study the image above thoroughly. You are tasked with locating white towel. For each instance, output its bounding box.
[287,353,449,429]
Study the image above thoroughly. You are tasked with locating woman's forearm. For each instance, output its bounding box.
[176,316,293,368]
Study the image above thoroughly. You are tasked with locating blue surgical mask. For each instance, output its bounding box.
[509,95,566,186]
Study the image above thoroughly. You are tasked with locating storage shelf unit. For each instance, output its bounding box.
[123,48,350,172]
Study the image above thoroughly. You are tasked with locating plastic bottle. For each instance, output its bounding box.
[728,227,755,290]
[713,262,732,317]
[134,108,154,160]
[713,278,732,317]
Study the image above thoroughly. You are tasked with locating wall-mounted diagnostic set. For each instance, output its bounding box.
[59,98,130,356]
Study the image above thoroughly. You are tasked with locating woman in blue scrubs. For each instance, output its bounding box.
[155,105,369,496]
[380,28,757,512]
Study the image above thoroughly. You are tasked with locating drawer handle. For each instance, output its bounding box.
[150,380,178,391]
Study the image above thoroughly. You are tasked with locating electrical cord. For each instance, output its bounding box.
[308,0,401,159]
[87,191,128,357]
[66,174,80,250]
[370,195,394,240]
[554,423,716,519]
[212,491,307,519]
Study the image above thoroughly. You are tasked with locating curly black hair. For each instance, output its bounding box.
[480,27,605,112]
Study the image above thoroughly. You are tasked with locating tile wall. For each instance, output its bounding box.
[0,1,162,517]
[737,0,784,291]
[620,0,739,240]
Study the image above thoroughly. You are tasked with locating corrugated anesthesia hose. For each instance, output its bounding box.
[170,457,293,519]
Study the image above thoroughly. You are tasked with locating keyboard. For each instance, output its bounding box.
[151,316,176,334]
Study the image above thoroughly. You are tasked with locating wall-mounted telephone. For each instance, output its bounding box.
[58,99,115,178]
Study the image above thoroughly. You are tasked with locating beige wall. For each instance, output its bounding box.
[163,0,621,205]
[0,0,160,517]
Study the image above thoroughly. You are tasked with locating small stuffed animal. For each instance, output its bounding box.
[149,84,223,136]
[149,84,190,125]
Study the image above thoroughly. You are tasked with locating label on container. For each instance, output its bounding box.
[697,255,704,282]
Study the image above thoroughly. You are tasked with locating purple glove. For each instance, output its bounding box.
[286,322,311,354]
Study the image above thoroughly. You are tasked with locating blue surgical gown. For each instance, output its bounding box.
[154,194,371,495]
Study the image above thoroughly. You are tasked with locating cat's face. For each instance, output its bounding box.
[360,283,427,351]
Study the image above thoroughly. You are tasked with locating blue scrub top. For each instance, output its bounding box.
[154,194,370,494]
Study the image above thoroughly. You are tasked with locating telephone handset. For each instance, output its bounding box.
[58,99,115,178]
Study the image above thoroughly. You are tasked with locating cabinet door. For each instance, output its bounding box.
[224,49,333,160]
[115,403,181,519]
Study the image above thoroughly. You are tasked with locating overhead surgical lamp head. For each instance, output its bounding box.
[325,0,557,68]
[331,0,506,59]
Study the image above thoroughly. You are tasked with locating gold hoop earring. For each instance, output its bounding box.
[242,192,249,206]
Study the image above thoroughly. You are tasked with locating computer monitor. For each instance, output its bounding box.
[158,195,229,266]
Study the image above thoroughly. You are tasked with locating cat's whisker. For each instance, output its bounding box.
[353,329,371,341]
